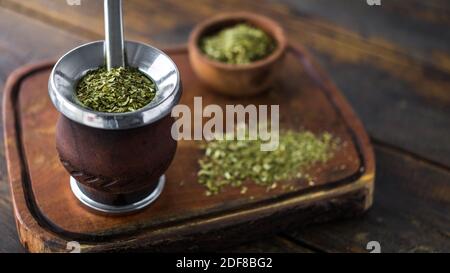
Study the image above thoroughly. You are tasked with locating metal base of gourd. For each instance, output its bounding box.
[70,175,165,214]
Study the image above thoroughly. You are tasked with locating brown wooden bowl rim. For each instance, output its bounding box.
[188,12,287,71]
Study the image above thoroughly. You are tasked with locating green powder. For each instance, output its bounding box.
[76,67,156,113]
[200,23,276,64]
[198,130,338,195]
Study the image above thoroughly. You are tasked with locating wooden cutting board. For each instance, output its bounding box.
[3,45,374,253]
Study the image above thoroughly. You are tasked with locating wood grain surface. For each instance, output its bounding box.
[0,0,448,252]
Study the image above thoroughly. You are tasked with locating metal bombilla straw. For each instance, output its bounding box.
[104,0,125,70]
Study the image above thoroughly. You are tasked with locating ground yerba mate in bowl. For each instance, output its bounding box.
[200,23,276,64]
[188,12,287,96]
[76,66,156,113]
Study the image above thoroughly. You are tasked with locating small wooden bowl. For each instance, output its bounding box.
[188,12,287,97]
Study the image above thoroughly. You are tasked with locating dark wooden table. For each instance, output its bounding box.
[0,0,449,253]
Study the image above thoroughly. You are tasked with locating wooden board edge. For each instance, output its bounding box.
[80,172,374,252]
[3,60,70,252]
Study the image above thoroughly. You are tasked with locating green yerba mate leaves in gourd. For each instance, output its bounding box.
[200,23,276,64]
[198,130,339,195]
[76,67,156,113]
